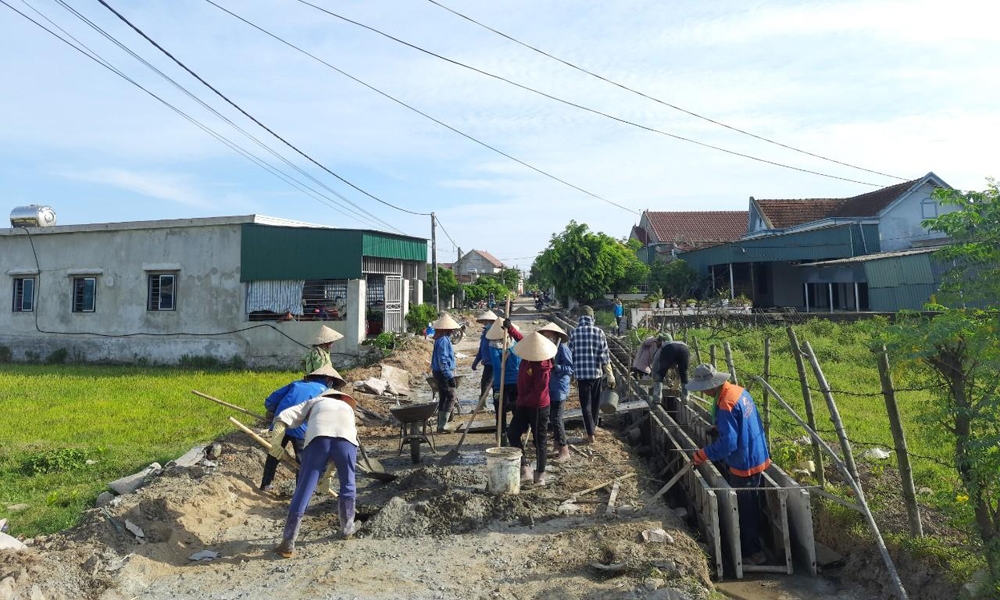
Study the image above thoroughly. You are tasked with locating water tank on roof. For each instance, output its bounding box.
[10,205,57,228]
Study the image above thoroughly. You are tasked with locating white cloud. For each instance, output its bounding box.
[58,168,210,208]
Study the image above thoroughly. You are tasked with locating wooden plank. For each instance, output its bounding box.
[762,471,794,575]
[606,481,621,516]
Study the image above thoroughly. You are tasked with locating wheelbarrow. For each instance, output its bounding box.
[390,401,439,464]
[425,374,466,418]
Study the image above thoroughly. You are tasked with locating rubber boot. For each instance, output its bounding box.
[275,513,303,558]
[339,497,359,539]
[436,412,448,434]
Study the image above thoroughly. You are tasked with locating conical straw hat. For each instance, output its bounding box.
[432,313,461,331]
[486,318,509,340]
[537,322,568,343]
[476,310,498,324]
[512,332,558,362]
[308,363,347,388]
[318,388,356,409]
[312,325,344,346]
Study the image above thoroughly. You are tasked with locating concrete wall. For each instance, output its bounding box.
[0,224,364,369]
[878,181,957,251]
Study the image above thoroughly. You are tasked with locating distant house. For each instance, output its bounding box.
[631,210,749,262]
[452,249,506,283]
[0,215,427,367]
[679,172,956,312]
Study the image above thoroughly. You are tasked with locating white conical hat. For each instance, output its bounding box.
[318,388,356,409]
[512,332,558,362]
[537,322,568,343]
[312,325,344,346]
[307,363,347,388]
[432,313,461,331]
[486,318,509,340]
[476,310,498,323]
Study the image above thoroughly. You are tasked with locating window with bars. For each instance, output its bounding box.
[300,279,349,321]
[72,277,96,313]
[147,273,176,311]
[12,277,35,312]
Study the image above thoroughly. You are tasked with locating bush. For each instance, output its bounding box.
[595,310,617,329]
[0,345,11,363]
[21,448,88,476]
[406,303,439,332]
[45,348,69,365]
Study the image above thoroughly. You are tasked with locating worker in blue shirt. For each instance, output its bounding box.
[431,313,461,432]
[487,318,522,444]
[471,310,499,396]
[613,298,625,332]
[260,363,346,491]
[538,322,573,463]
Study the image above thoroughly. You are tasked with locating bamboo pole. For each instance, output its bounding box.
[803,340,860,486]
[753,377,909,600]
[785,327,825,487]
[723,342,738,385]
[228,416,298,472]
[709,344,717,368]
[762,336,771,444]
[193,390,266,421]
[495,294,513,448]
[876,346,923,537]
[692,338,703,364]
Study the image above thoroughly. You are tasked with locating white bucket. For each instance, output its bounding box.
[485,447,522,494]
[657,299,666,309]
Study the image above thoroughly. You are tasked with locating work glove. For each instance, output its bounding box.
[502,318,512,330]
[603,364,616,390]
[448,377,457,389]
[268,423,287,460]
[318,463,337,495]
[692,448,708,467]
[264,411,275,425]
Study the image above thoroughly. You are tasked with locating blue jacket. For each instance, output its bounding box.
[471,328,491,370]
[613,303,624,318]
[431,335,455,378]
[490,343,521,390]
[548,343,573,402]
[264,380,327,439]
[703,382,771,477]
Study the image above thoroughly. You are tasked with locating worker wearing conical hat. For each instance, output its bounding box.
[487,317,523,443]
[273,390,360,558]
[471,310,498,397]
[260,363,347,492]
[431,313,461,433]
[301,325,344,375]
[537,322,573,464]
[510,332,558,486]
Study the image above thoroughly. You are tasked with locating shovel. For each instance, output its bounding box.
[357,437,396,482]
[439,387,492,466]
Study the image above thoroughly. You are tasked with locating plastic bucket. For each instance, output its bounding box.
[599,389,620,414]
[485,447,522,494]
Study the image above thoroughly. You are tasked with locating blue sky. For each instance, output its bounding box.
[1,0,997,270]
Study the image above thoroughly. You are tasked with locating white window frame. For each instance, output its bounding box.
[12,277,35,313]
[71,277,97,313]
[147,273,177,312]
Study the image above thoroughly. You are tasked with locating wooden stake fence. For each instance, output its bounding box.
[762,336,771,444]
[723,342,738,385]
[876,345,923,537]
[786,327,825,487]
[802,341,860,487]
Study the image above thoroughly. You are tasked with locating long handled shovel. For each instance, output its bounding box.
[357,437,396,482]
[229,416,299,473]
[439,387,492,466]
[194,390,266,421]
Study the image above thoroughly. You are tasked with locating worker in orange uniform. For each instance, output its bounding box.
[687,363,771,566]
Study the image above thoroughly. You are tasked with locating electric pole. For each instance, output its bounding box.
[431,212,440,312]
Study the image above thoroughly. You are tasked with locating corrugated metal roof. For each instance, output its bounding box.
[363,233,427,262]
[864,253,935,288]
[680,224,858,270]
[869,283,937,311]
[807,247,939,267]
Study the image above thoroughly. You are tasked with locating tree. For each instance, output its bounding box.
[464,274,509,304]
[531,221,649,303]
[496,268,521,292]
[424,265,460,305]
[886,182,1000,589]
[648,259,700,299]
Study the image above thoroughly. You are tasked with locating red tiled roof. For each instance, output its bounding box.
[472,249,505,269]
[630,225,649,244]
[644,211,748,251]
[755,178,923,228]
[755,199,846,229]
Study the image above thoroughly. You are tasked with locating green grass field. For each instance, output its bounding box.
[0,365,296,537]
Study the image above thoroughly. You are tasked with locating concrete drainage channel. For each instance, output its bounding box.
[548,311,817,582]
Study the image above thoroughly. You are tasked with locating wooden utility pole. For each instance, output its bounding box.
[877,345,923,537]
[723,342,738,385]
[803,341,860,486]
[431,213,440,311]
[762,336,771,444]
[786,327,825,487]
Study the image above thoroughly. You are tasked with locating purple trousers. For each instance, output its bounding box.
[287,436,357,520]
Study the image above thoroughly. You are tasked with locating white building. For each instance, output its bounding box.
[451,249,505,283]
[1,215,427,367]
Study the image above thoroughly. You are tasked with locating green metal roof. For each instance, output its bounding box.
[863,253,937,311]
[240,224,427,282]
[680,224,864,272]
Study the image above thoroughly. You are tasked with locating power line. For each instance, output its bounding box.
[425,0,906,182]
[96,0,430,217]
[205,0,638,215]
[45,0,403,234]
[7,0,395,233]
[294,0,885,188]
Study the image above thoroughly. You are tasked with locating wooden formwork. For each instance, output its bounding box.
[647,409,725,580]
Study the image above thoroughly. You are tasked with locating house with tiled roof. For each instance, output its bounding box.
[631,210,749,261]
[676,172,957,312]
[452,249,507,283]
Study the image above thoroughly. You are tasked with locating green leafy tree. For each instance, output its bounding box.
[531,221,649,303]
[464,275,509,304]
[649,259,700,299]
[496,268,521,292]
[424,265,461,305]
[886,182,1000,588]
